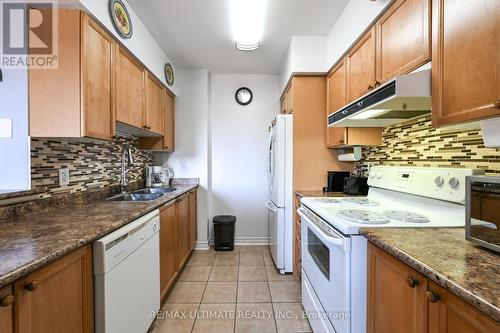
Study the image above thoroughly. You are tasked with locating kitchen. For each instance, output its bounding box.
[0,0,498,332]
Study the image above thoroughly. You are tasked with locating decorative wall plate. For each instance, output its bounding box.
[235,87,253,106]
[164,63,174,86]
[110,0,133,39]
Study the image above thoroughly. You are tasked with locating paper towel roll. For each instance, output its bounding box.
[338,153,360,162]
[481,117,500,148]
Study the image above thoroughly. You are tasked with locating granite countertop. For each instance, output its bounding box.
[0,183,198,289]
[360,228,500,321]
[295,190,357,198]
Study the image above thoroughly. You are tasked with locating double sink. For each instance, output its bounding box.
[106,187,177,202]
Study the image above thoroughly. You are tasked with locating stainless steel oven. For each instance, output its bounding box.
[466,175,500,253]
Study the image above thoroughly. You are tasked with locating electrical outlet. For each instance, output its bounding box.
[59,168,70,186]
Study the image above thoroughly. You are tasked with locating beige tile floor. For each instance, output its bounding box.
[150,245,311,333]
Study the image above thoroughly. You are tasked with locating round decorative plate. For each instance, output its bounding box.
[164,63,174,86]
[235,87,253,106]
[110,0,132,39]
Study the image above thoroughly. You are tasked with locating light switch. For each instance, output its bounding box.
[0,118,13,138]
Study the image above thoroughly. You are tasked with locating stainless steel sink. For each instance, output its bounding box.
[132,187,177,195]
[105,193,163,202]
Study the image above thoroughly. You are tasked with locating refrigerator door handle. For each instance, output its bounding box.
[265,200,278,213]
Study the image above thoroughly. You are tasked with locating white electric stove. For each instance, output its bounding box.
[298,166,484,333]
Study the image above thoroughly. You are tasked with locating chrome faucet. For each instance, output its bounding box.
[120,144,135,193]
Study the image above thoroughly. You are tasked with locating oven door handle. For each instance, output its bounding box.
[297,208,348,251]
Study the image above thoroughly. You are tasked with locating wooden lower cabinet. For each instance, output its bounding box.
[159,202,178,301]
[368,243,428,333]
[428,282,498,333]
[177,195,190,268]
[188,190,198,251]
[294,194,302,280]
[0,285,13,333]
[14,245,93,333]
[368,243,499,333]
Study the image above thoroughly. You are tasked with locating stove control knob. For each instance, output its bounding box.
[434,176,444,187]
[448,177,459,189]
[376,172,382,179]
[370,172,376,179]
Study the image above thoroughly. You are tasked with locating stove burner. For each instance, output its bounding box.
[336,210,390,225]
[383,210,430,223]
[342,197,380,206]
[312,198,344,204]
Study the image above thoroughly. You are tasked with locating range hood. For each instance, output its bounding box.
[328,69,431,127]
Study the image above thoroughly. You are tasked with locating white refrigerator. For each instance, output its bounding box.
[266,114,293,274]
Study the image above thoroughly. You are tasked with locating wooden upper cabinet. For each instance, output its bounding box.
[428,282,498,333]
[30,10,114,140]
[138,88,175,151]
[159,202,178,301]
[0,285,13,333]
[326,59,347,147]
[115,47,145,129]
[376,0,430,84]
[145,74,164,135]
[431,0,500,127]
[280,96,287,114]
[80,13,115,140]
[346,27,377,102]
[286,84,293,113]
[15,245,93,333]
[368,243,428,333]
[163,90,176,151]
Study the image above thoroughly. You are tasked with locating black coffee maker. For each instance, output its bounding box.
[324,171,351,192]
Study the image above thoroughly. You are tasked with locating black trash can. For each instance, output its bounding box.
[213,215,236,251]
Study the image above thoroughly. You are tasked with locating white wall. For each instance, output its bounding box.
[78,0,179,95]
[279,36,327,93]
[0,68,30,192]
[154,69,211,249]
[326,0,392,66]
[211,74,279,243]
[279,0,393,94]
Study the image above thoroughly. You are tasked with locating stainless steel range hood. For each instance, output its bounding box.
[328,69,431,127]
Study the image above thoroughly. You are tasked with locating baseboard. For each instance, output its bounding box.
[234,236,270,245]
[195,240,210,250]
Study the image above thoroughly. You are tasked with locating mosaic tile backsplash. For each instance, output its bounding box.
[4,135,153,200]
[354,116,500,176]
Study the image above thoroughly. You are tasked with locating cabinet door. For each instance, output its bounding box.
[188,190,198,250]
[115,47,145,129]
[15,245,93,333]
[428,282,498,333]
[431,0,500,127]
[280,96,287,114]
[368,243,427,333]
[0,285,13,333]
[376,0,430,84]
[326,59,348,148]
[160,202,178,301]
[145,74,164,135]
[286,84,293,113]
[164,90,176,151]
[177,195,190,268]
[81,13,115,140]
[347,27,377,102]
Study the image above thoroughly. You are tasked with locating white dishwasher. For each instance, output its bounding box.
[94,209,160,333]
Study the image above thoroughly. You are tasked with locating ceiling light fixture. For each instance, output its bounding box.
[230,0,266,51]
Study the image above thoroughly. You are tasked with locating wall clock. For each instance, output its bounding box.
[164,63,174,86]
[110,0,133,39]
[235,87,253,106]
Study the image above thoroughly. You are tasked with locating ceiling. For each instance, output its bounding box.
[128,0,349,74]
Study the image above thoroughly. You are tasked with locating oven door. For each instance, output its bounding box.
[298,207,351,333]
